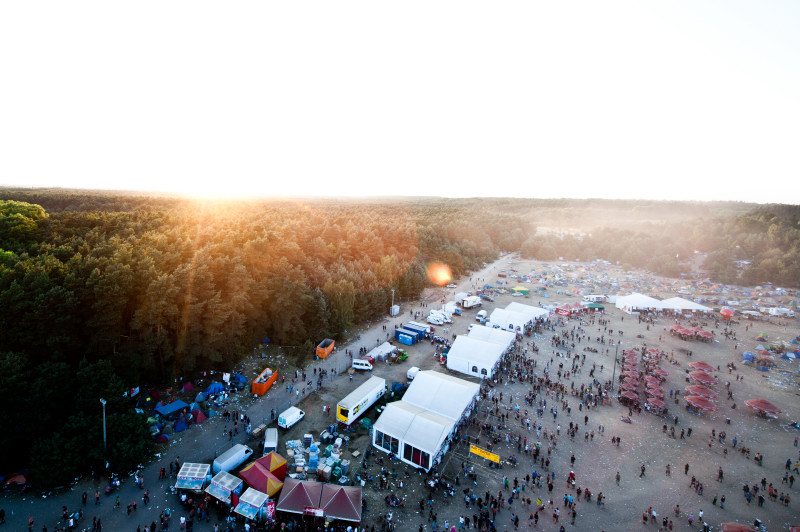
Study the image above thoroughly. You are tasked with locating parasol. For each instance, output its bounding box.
[685,385,718,399]
[688,371,717,386]
[620,391,639,401]
[745,398,781,416]
[688,361,715,372]
[685,395,718,412]
[646,398,666,409]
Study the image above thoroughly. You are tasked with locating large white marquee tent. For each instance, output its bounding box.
[372,371,479,471]
[445,336,507,379]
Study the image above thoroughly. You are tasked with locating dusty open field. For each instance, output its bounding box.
[279,257,800,531]
[1,256,797,531]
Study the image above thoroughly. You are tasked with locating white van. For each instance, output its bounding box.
[427,314,445,325]
[352,359,373,371]
[263,427,278,455]
[212,443,253,474]
[278,406,305,429]
[407,366,420,381]
[476,310,488,322]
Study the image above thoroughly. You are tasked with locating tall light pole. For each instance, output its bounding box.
[611,342,620,391]
[100,398,107,456]
[391,289,395,315]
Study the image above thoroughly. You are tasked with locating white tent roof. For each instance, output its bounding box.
[486,308,531,330]
[366,342,397,360]
[467,325,516,348]
[373,402,453,456]
[447,336,507,372]
[504,302,550,321]
[401,371,480,421]
[615,293,665,311]
[660,297,712,312]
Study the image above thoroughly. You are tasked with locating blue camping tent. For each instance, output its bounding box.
[232,373,247,383]
[155,399,190,418]
[194,392,206,403]
[174,418,189,432]
[205,382,225,394]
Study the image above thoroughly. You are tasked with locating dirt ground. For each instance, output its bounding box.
[282,257,800,531]
[1,256,798,531]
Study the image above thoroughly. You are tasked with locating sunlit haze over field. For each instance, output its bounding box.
[1,1,799,203]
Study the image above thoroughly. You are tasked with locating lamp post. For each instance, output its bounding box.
[100,398,107,454]
[611,342,620,391]
[390,289,395,316]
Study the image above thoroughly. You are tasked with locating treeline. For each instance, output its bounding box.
[519,203,800,286]
[0,193,524,484]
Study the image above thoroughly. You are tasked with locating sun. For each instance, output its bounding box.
[426,262,452,286]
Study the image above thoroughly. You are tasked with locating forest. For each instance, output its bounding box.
[0,188,797,486]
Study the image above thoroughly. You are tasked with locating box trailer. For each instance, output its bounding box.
[212,444,254,474]
[403,323,427,338]
[336,376,386,425]
[461,296,482,309]
[316,339,335,359]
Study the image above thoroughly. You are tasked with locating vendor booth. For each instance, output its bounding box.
[445,336,506,379]
[174,463,211,492]
[205,471,243,505]
[233,487,270,521]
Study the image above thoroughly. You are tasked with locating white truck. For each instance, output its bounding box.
[461,296,482,309]
[429,309,452,323]
[212,444,253,474]
[427,314,445,325]
[476,310,488,322]
[336,376,386,425]
[263,428,278,454]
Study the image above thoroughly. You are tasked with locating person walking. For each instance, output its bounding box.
[640,464,646,477]
[615,471,620,485]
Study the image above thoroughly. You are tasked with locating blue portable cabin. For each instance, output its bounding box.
[395,328,419,344]
[403,323,427,338]
[397,333,413,346]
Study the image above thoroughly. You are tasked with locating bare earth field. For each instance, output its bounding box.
[1,257,798,532]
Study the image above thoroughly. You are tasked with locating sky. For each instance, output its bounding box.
[1,1,799,203]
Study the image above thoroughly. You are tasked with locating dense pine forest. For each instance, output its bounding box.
[0,188,797,486]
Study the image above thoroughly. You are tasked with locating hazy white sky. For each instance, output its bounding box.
[1,1,798,203]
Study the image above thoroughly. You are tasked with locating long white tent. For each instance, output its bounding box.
[486,308,531,331]
[372,371,479,471]
[660,297,712,313]
[467,324,516,347]
[615,293,665,313]
[505,301,550,322]
[446,336,506,379]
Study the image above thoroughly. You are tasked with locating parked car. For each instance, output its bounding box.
[446,283,457,288]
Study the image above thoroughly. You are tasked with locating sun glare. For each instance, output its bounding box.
[426,262,452,286]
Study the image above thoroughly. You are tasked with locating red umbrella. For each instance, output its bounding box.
[688,361,714,372]
[685,395,718,412]
[645,376,661,385]
[620,391,639,401]
[685,385,718,399]
[646,398,666,409]
[745,398,782,416]
[621,382,639,391]
[720,308,735,321]
[688,371,717,386]
[646,388,664,399]
[652,368,669,377]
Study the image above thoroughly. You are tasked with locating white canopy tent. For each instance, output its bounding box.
[486,308,531,331]
[401,371,481,421]
[615,293,665,314]
[446,336,506,379]
[504,302,550,322]
[467,324,516,348]
[366,342,397,362]
[372,371,479,471]
[660,297,712,313]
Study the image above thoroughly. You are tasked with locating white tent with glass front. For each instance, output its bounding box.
[371,371,479,471]
[445,336,506,379]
